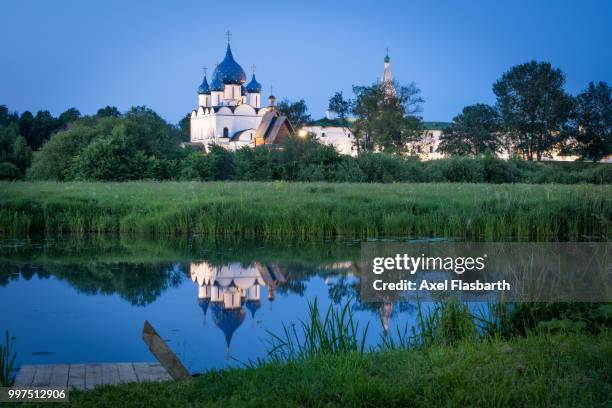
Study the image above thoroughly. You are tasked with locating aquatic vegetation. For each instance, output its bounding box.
[266,298,369,361]
[0,181,609,240]
[0,331,16,386]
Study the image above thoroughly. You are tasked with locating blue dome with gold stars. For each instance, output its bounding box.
[213,44,247,86]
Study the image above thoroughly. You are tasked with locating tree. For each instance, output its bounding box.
[328,91,351,119]
[439,104,502,156]
[96,105,122,118]
[276,99,311,129]
[27,121,102,180]
[351,81,423,154]
[567,81,612,161]
[18,111,34,147]
[58,108,81,126]
[0,105,19,127]
[0,162,21,180]
[178,113,191,142]
[493,61,573,160]
[0,124,19,162]
[11,136,32,173]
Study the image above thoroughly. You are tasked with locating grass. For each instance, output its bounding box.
[0,181,610,240]
[1,331,16,387]
[42,332,611,407]
[265,299,369,362]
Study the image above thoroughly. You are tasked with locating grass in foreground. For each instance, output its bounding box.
[1,181,610,240]
[54,332,612,407]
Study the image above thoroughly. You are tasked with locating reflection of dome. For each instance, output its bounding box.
[245,300,261,319]
[211,303,245,348]
[212,45,247,85]
[198,298,209,324]
[198,298,209,314]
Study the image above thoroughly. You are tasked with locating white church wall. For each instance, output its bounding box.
[303,125,357,156]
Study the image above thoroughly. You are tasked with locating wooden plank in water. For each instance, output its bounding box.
[133,363,172,383]
[85,364,102,390]
[13,365,36,387]
[49,364,70,387]
[31,365,53,386]
[141,320,190,380]
[68,364,86,390]
[116,363,138,384]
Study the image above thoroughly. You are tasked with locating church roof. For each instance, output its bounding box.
[213,44,247,86]
[246,74,262,93]
[210,72,224,92]
[197,75,211,95]
[255,111,295,144]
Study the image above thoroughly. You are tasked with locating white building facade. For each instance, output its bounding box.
[189,39,274,151]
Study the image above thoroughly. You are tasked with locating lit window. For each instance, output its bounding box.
[321,132,326,138]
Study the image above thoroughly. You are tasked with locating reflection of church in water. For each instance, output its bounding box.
[190,262,286,354]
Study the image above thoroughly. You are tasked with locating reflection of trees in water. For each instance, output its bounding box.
[0,261,184,306]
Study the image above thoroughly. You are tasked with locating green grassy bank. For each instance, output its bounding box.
[0,182,610,240]
[38,332,609,407]
[1,181,610,239]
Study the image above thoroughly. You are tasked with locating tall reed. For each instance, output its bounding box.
[0,182,609,240]
[265,298,369,362]
[0,331,16,387]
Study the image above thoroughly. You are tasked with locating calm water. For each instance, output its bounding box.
[0,237,443,373]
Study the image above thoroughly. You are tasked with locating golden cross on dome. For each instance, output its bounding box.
[202,66,207,76]
[385,47,389,56]
[270,85,273,95]
[225,30,232,44]
[252,64,256,74]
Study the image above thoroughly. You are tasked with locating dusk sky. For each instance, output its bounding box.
[1,0,611,124]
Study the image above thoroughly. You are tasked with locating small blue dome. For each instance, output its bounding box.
[210,71,224,92]
[197,75,211,95]
[245,74,262,93]
[213,45,247,86]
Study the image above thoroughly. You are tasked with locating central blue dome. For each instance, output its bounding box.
[213,45,247,85]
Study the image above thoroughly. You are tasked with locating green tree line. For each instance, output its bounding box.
[328,60,611,161]
[0,60,609,182]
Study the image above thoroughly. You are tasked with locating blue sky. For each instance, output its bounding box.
[1,0,610,123]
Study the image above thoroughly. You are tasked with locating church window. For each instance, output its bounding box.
[223,127,229,138]
[429,146,434,153]
[321,132,326,138]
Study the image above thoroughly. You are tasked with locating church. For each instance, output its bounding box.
[187,34,451,159]
[188,33,294,151]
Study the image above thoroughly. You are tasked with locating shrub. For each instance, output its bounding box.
[428,156,485,182]
[0,162,21,180]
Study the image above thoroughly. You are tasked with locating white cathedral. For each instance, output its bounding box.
[188,36,293,151]
[187,35,452,158]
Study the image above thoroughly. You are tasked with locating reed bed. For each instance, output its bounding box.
[0,181,609,240]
